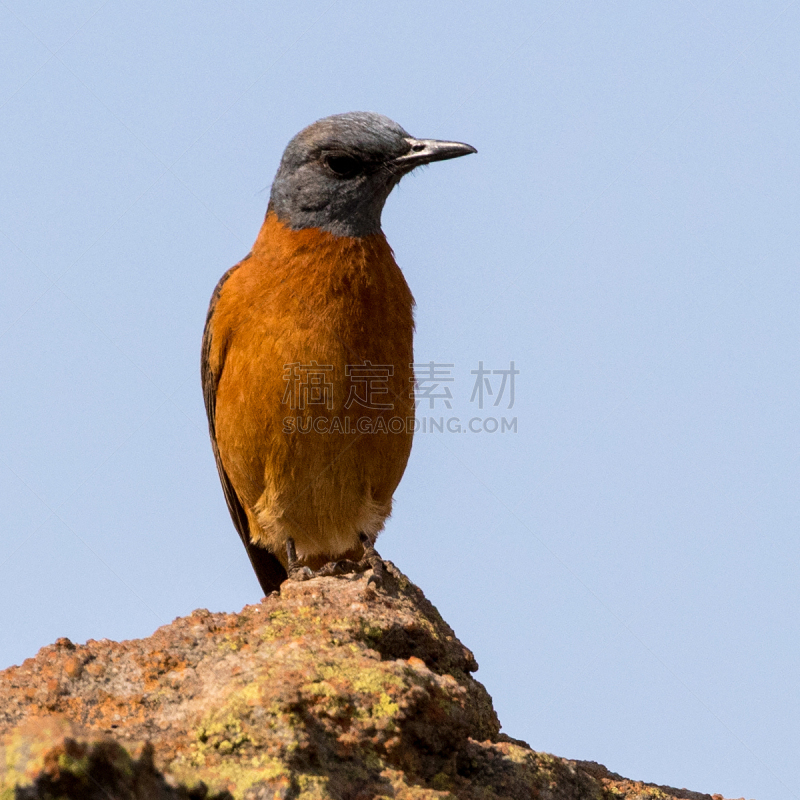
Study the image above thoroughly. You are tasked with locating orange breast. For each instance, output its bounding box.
[209,212,415,555]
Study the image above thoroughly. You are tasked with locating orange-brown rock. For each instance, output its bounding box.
[0,564,744,800]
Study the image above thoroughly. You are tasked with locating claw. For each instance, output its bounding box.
[283,534,386,588]
[317,559,359,577]
[358,532,386,587]
[288,564,313,582]
[286,537,313,582]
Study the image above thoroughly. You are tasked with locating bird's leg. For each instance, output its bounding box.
[358,532,386,587]
[286,537,312,581]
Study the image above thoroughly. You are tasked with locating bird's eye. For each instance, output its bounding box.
[324,154,362,178]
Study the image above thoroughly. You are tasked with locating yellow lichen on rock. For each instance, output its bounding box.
[0,564,739,800]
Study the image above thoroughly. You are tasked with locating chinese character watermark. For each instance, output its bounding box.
[470,361,518,409]
[282,361,334,410]
[345,361,394,410]
[281,360,520,433]
[412,361,454,409]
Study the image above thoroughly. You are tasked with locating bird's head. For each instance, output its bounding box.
[268,111,476,238]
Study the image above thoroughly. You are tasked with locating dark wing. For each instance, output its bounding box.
[201,262,287,595]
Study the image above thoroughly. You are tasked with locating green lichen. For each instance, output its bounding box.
[371,693,399,721]
[0,733,30,791]
[261,607,327,643]
[268,609,290,625]
[57,749,92,781]
[191,683,265,766]
[295,773,330,799]
[628,789,672,799]
[0,725,104,794]
[430,771,452,791]
[502,742,534,765]
[218,635,247,653]
[306,680,339,699]
[170,751,291,799]
[357,619,384,644]
[351,666,403,695]
[262,610,292,641]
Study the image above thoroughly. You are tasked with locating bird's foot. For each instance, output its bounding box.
[286,538,313,582]
[283,535,386,586]
[310,534,386,586]
[314,559,362,577]
[357,532,386,588]
[287,563,314,582]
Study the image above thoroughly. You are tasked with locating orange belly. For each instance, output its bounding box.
[210,213,415,563]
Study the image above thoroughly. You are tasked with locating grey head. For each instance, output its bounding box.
[268,111,476,238]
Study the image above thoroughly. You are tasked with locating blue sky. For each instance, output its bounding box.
[1,3,799,799]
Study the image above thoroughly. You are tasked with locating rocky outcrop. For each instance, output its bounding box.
[0,564,739,800]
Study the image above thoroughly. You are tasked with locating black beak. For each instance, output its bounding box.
[392,137,477,171]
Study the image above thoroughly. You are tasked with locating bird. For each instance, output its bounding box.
[201,112,476,595]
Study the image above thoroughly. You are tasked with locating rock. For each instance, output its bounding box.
[0,563,743,800]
